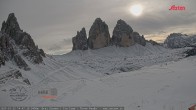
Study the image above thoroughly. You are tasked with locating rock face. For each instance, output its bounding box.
[0,32,15,67]
[88,18,110,49]
[1,13,22,39]
[0,69,31,85]
[0,51,5,66]
[112,20,134,47]
[0,13,45,69]
[185,47,196,57]
[13,54,29,70]
[112,20,146,47]
[71,18,147,51]
[132,32,146,46]
[164,33,190,48]
[187,35,196,46]
[72,28,88,50]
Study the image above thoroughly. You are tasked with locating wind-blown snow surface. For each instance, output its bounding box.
[54,44,185,75]
[0,44,195,110]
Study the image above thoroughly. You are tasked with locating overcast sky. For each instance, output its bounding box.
[0,0,196,54]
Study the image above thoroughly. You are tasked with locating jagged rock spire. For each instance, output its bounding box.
[72,27,88,50]
[1,13,22,37]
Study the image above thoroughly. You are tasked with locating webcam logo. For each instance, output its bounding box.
[9,86,28,101]
[169,5,186,11]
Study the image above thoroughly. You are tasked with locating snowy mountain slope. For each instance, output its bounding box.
[0,43,187,91]
[54,43,186,75]
[0,33,193,110]
[0,50,195,110]
[0,43,188,86]
[164,33,196,48]
[0,55,63,86]
[164,33,190,48]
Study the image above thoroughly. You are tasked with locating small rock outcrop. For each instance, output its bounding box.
[0,13,45,69]
[88,18,110,49]
[72,28,88,50]
[132,32,146,46]
[112,19,134,47]
[185,47,196,57]
[0,69,31,85]
[148,40,159,45]
[13,54,29,70]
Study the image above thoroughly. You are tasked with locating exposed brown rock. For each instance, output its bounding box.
[88,18,110,49]
[112,19,134,47]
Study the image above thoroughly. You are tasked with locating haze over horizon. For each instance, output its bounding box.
[0,0,196,55]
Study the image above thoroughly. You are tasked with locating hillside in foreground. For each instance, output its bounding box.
[0,51,196,110]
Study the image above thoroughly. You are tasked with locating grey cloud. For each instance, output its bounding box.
[0,0,196,54]
[47,38,72,55]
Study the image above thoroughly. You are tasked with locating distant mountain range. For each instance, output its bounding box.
[164,33,196,48]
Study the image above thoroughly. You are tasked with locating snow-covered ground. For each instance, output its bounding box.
[54,44,185,75]
[0,44,195,110]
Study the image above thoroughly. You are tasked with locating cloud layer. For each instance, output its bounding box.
[0,0,195,54]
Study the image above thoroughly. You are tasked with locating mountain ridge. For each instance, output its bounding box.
[164,33,196,48]
[0,13,45,70]
[72,18,147,50]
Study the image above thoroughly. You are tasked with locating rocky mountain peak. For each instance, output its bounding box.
[164,33,191,48]
[94,18,102,23]
[71,18,147,51]
[72,27,88,50]
[80,27,86,35]
[112,19,134,47]
[88,18,110,49]
[1,13,22,37]
[0,13,45,70]
[116,19,133,34]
